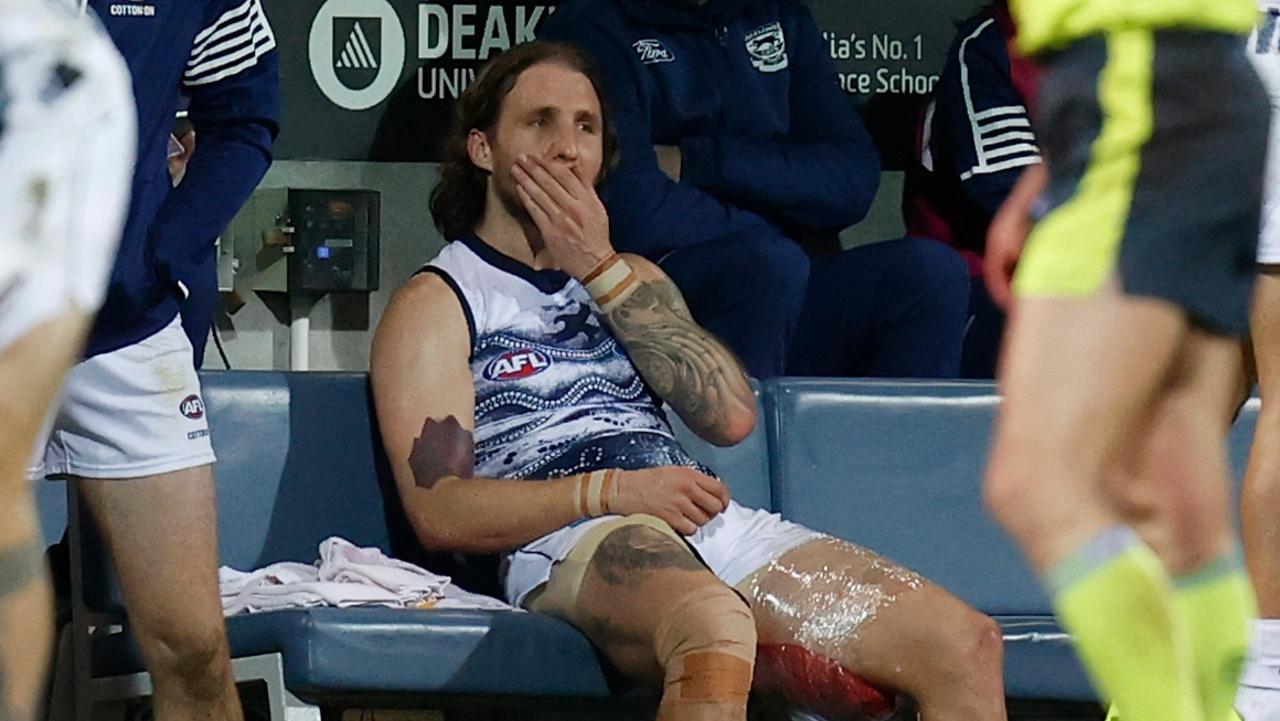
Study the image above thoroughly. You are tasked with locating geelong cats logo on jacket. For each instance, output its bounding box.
[745,22,787,73]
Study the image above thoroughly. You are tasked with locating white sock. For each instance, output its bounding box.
[1238,620,1280,721]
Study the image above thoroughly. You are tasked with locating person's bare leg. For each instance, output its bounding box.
[1110,329,1243,572]
[537,523,756,721]
[1238,269,1280,720]
[1107,330,1253,721]
[1243,272,1280,614]
[985,291,1203,721]
[737,538,1006,721]
[0,312,89,721]
[78,466,243,721]
[986,293,1187,571]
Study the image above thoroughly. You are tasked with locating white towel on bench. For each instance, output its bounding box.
[219,536,515,615]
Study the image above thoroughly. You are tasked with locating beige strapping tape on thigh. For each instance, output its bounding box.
[527,514,680,616]
[653,585,756,708]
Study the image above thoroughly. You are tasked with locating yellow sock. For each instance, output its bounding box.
[1174,550,1256,721]
[1050,527,1202,721]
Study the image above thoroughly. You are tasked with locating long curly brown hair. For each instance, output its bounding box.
[429,41,620,241]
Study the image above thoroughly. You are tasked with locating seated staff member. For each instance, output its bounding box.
[539,0,970,381]
[905,0,1042,378]
[372,40,1006,721]
[0,2,135,718]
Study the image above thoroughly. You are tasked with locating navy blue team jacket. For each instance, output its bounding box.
[539,0,881,258]
[904,3,1041,276]
[86,0,279,356]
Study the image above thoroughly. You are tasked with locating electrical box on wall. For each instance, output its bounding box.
[286,189,380,293]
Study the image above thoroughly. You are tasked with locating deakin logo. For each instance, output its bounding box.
[335,19,380,70]
[310,0,405,111]
[484,350,552,381]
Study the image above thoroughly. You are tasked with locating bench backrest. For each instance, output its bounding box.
[73,372,1256,617]
[764,378,1255,616]
[764,379,1042,614]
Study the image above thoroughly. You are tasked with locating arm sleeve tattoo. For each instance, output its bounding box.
[602,276,755,439]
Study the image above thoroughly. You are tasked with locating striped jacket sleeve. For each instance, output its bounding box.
[933,16,1040,216]
[184,0,276,87]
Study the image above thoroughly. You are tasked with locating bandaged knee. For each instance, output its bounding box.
[653,585,757,719]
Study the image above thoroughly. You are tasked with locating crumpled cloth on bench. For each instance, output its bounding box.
[219,536,515,615]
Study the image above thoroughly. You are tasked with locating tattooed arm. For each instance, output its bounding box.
[371,274,731,553]
[601,255,757,446]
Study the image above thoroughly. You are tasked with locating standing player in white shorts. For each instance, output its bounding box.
[1238,5,1280,718]
[372,41,1007,721]
[30,0,279,719]
[0,2,134,718]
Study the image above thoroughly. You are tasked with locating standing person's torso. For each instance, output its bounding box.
[425,237,709,481]
[84,0,271,356]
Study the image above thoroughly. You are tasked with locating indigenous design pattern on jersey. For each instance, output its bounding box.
[426,236,707,481]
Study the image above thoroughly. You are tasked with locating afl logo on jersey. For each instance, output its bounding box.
[179,395,206,420]
[484,349,551,381]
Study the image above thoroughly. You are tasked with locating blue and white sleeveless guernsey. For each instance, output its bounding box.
[423,234,711,480]
[427,236,820,608]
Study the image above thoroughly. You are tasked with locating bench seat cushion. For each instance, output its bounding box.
[94,608,613,698]
[94,608,1092,701]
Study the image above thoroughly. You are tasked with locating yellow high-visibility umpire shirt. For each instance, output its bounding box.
[1012,0,1257,54]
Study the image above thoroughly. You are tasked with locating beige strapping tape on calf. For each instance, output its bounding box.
[653,585,756,712]
[527,514,679,616]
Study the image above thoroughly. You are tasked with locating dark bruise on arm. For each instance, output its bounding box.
[408,415,476,489]
[603,276,755,440]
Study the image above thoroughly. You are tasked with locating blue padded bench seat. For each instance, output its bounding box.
[763,378,1257,701]
[764,379,1093,701]
[74,372,1257,706]
[77,371,771,702]
[93,608,612,699]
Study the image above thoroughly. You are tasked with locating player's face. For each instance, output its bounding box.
[483,62,606,210]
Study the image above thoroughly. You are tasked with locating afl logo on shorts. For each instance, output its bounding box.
[484,349,551,381]
[180,395,206,420]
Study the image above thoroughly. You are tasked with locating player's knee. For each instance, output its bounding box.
[922,609,1005,704]
[950,611,1003,678]
[137,618,230,697]
[654,583,757,708]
